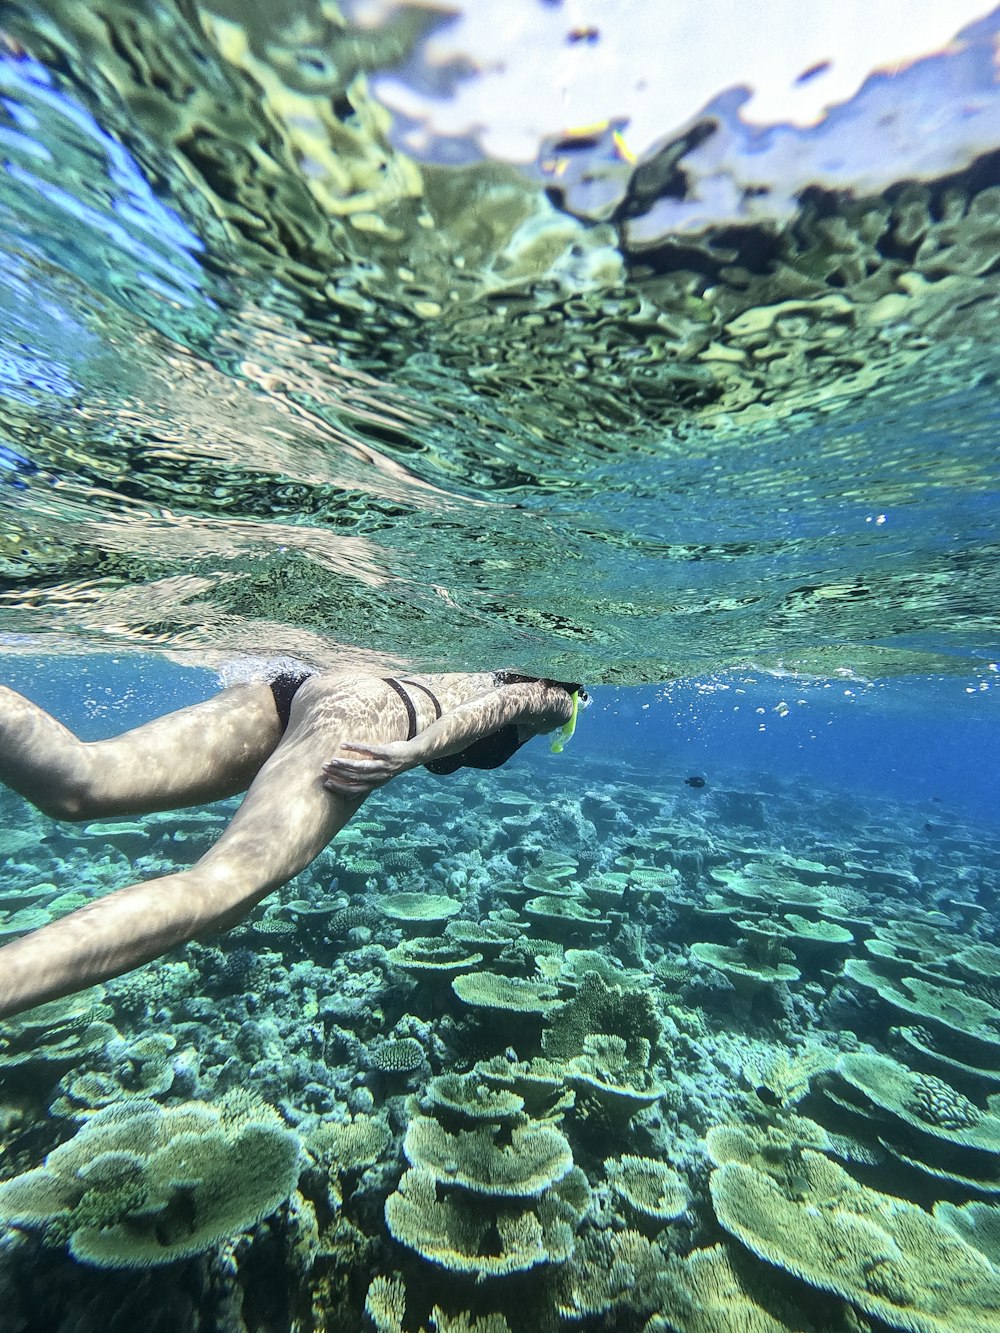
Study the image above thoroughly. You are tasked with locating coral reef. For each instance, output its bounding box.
[709,1147,1000,1333]
[1,754,999,1329]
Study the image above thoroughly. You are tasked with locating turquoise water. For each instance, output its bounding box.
[2,2,1000,1330]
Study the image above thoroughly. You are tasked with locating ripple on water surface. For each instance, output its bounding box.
[0,4,998,681]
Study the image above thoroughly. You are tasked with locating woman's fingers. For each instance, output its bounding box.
[339,740,408,760]
[321,771,381,795]
[321,755,392,777]
[320,753,394,794]
[320,739,417,794]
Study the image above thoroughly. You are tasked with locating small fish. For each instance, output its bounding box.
[684,775,706,789]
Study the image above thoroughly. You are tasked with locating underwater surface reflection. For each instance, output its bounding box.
[0,2,999,680]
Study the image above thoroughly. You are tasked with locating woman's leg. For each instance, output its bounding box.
[0,678,371,1017]
[0,681,286,819]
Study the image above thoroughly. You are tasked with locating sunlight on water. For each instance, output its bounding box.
[0,1,998,680]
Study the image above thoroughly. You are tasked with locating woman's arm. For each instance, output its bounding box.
[321,679,573,795]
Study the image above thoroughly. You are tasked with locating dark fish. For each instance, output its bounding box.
[795,59,831,85]
[685,775,706,788]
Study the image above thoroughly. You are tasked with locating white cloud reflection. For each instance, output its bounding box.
[370,0,997,163]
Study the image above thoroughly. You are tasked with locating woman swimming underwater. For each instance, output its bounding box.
[0,667,584,1018]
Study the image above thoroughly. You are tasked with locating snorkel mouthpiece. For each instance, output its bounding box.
[550,690,580,753]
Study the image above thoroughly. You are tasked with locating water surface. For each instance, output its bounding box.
[1,1,999,680]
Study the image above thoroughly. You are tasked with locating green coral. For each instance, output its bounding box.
[0,905,52,937]
[566,1034,665,1129]
[559,948,646,990]
[381,893,463,930]
[364,1271,516,1333]
[384,1166,585,1277]
[402,1116,573,1197]
[309,1114,392,1172]
[0,1094,301,1268]
[475,1056,575,1120]
[649,1244,825,1332]
[50,1070,123,1121]
[710,1148,1000,1333]
[605,1154,689,1225]
[428,1309,512,1333]
[741,1043,838,1109]
[0,989,117,1074]
[704,1118,836,1182]
[372,1037,425,1074]
[935,1201,1000,1267]
[833,1052,999,1147]
[690,940,800,991]
[542,972,660,1062]
[452,972,562,1017]
[365,1273,407,1333]
[844,959,1000,1055]
[444,919,521,958]
[894,1025,1000,1092]
[555,1227,672,1322]
[425,1073,525,1124]
[385,937,484,976]
[780,914,853,950]
[523,894,609,940]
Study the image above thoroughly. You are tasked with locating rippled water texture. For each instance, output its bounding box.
[1,2,999,682]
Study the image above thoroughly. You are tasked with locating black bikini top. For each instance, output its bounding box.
[424,725,527,775]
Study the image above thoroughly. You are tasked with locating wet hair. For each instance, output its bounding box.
[492,670,584,697]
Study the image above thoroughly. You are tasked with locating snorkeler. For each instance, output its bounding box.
[0,668,584,1019]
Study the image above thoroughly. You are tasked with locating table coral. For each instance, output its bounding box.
[710,1148,1000,1333]
[402,1116,573,1197]
[0,1093,301,1268]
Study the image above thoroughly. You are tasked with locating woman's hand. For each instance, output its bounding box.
[320,740,419,796]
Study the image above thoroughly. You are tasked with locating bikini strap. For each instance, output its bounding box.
[382,677,443,739]
[382,677,418,739]
[400,679,442,720]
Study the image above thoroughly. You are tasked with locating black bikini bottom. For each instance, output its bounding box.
[268,671,314,732]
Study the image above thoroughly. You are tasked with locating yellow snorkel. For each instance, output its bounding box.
[550,690,580,753]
